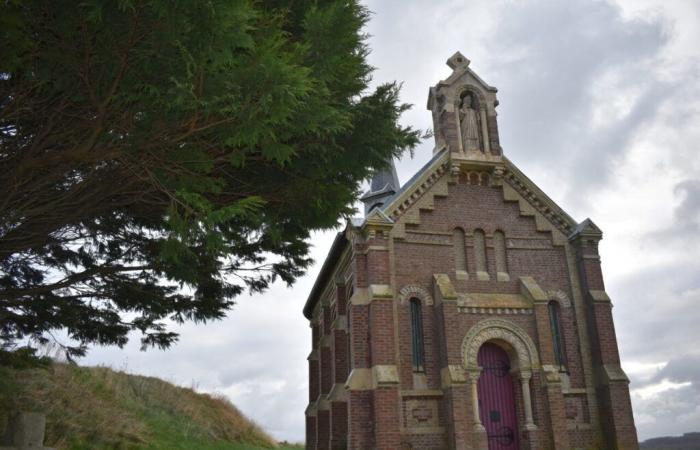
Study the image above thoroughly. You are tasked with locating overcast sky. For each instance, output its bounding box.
[83,0,700,443]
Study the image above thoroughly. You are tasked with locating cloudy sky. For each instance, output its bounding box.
[83,0,700,443]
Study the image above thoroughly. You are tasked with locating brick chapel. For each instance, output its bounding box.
[303,53,639,450]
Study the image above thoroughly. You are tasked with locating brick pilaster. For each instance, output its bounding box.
[571,220,639,450]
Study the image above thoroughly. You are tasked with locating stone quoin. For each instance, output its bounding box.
[303,52,639,450]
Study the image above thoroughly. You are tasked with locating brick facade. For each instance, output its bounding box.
[303,53,638,450]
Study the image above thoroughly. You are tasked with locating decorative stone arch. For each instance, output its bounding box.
[456,84,488,111]
[398,284,434,306]
[547,289,571,308]
[461,318,540,431]
[462,318,540,372]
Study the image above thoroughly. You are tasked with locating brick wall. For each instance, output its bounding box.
[305,168,638,449]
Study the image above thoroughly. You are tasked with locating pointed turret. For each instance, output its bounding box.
[360,159,400,216]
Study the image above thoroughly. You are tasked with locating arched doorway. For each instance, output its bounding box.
[477,342,520,450]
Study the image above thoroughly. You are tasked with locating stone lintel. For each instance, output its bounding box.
[457,293,532,310]
[519,276,548,303]
[440,365,467,388]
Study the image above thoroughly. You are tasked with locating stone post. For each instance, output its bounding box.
[1,412,54,450]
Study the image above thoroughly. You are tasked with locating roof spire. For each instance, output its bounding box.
[360,158,400,216]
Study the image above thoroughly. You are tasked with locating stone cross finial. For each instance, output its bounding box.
[446,51,470,70]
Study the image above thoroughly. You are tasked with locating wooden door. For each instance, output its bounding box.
[477,343,520,450]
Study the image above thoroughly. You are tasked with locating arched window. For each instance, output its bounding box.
[453,228,467,273]
[548,301,567,368]
[494,230,508,278]
[473,229,488,276]
[410,298,425,372]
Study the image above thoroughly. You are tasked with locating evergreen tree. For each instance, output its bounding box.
[0,0,420,357]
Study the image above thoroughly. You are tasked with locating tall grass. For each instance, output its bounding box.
[0,363,285,450]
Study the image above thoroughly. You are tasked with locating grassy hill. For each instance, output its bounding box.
[640,432,700,450]
[0,362,302,450]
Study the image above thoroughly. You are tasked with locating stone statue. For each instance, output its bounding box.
[459,93,481,152]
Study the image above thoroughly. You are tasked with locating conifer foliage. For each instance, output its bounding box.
[0,1,420,356]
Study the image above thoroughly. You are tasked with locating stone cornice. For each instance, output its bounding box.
[502,158,577,238]
[384,152,450,223]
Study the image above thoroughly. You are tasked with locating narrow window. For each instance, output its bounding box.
[474,229,487,274]
[549,301,567,368]
[410,298,425,372]
[453,228,467,273]
[494,230,508,277]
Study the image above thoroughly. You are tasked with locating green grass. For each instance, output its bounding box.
[0,362,303,450]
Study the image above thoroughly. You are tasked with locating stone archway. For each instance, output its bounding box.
[461,319,540,433]
[398,284,433,306]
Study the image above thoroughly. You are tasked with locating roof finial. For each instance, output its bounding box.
[447,51,470,70]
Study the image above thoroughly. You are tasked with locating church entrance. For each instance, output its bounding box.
[477,342,520,450]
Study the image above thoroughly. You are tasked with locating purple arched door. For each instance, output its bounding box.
[477,342,520,450]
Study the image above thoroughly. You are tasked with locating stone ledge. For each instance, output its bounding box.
[602,364,630,383]
[401,389,444,398]
[326,383,348,403]
[307,349,319,361]
[433,274,458,304]
[440,365,467,387]
[349,285,394,306]
[400,426,446,435]
[345,365,400,391]
[589,289,611,303]
[519,276,548,303]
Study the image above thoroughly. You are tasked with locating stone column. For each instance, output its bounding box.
[469,370,488,450]
[480,107,491,154]
[469,371,485,432]
[520,372,536,431]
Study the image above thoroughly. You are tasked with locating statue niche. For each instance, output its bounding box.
[458,92,483,153]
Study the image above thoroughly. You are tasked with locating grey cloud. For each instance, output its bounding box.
[485,0,670,207]
[610,259,700,362]
[633,383,700,440]
[653,354,700,387]
[674,180,700,231]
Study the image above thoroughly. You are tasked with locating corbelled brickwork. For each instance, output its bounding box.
[303,53,639,450]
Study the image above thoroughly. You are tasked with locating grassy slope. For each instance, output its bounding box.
[0,363,302,450]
